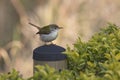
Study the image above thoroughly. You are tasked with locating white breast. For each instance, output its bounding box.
[40,30,58,42]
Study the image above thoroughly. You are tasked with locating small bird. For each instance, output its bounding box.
[29,22,63,44]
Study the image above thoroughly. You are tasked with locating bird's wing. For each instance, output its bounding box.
[39,25,51,34]
[29,22,41,30]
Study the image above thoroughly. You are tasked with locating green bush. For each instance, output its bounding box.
[0,69,24,80]
[65,23,120,79]
[0,23,120,80]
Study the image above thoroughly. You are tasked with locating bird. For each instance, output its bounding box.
[29,22,63,44]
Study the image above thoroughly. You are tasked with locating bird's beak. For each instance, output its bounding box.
[59,27,63,29]
[36,31,40,34]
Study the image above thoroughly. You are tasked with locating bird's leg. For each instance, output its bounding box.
[50,41,54,44]
[43,41,47,45]
[44,42,47,45]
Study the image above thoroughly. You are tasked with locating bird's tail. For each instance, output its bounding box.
[29,22,41,30]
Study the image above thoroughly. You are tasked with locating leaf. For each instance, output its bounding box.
[87,61,95,67]
[115,53,120,60]
[104,53,111,60]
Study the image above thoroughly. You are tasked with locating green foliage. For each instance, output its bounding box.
[65,23,120,79]
[0,65,74,80]
[0,69,24,80]
[1,23,120,80]
[30,65,74,80]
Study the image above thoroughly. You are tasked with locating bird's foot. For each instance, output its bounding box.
[43,42,55,45]
[43,42,47,45]
[50,42,54,44]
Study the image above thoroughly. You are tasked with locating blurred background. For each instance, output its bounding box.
[0,0,120,78]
